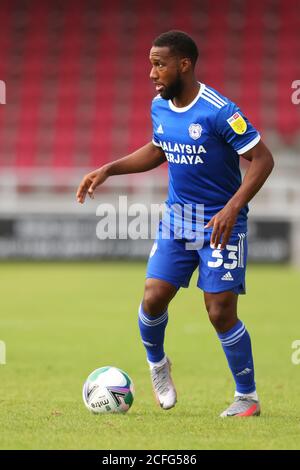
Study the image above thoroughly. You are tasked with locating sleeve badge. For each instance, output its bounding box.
[226,112,247,134]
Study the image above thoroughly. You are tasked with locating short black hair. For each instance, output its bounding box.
[153,30,198,67]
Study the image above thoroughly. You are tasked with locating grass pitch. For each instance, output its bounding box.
[0,262,299,450]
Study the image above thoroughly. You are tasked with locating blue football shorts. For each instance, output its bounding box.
[146,221,248,294]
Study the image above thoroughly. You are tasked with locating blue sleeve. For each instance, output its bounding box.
[215,101,260,154]
[152,130,161,147]
[151,99,162,147]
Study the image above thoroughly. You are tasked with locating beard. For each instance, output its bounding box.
[160,73,184,100]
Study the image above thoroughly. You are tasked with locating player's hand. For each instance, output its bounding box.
[76,167,108,204]
[204,204,239,250]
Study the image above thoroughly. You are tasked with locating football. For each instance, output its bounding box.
[82,366,135,414]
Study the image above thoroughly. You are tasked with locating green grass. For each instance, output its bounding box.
[0,262,300,449]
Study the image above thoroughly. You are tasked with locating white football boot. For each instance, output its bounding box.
[150,357,177,410]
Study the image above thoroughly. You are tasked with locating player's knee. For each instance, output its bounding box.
[142,280,176,316]
[142,288,169,316]
[208,309,230,331]
[205,298,237,331]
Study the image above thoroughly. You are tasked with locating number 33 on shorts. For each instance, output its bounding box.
[208,233,246,270]
[200,232,247,294]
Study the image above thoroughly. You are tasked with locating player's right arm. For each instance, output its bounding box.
[76,142,165,204]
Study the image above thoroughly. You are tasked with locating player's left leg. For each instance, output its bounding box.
[204,290,260,417]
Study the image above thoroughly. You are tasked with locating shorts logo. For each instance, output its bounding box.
[221,271,234,281]
[227,112,247,134]
[188,123,202,140]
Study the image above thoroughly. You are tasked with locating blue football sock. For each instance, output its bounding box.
[138,303,168,364]
[218,320,256,394]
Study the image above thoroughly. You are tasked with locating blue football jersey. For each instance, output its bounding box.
[151,83,260,228]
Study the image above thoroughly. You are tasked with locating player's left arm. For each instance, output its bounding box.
[206,139,274,249]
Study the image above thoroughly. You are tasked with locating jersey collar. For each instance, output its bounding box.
[168,82,204,113]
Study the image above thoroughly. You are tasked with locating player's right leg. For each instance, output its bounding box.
[140,278,177,368]
[139,278,177,409]
[139,227,198,410]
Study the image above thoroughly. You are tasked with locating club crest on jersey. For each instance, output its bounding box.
[227,112,247,135]
[188,123,202,140]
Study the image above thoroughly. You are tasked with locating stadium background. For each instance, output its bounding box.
[0,0,300,451]
[0,0,299,263]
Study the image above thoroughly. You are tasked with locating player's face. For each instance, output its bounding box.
[149,46,184,100]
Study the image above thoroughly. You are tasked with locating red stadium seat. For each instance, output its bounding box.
[0,0,299,172]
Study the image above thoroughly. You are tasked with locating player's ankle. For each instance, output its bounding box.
[235,390,258,401]
[148,355,167,369]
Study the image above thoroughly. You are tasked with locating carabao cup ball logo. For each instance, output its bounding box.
[188,123,202,140]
